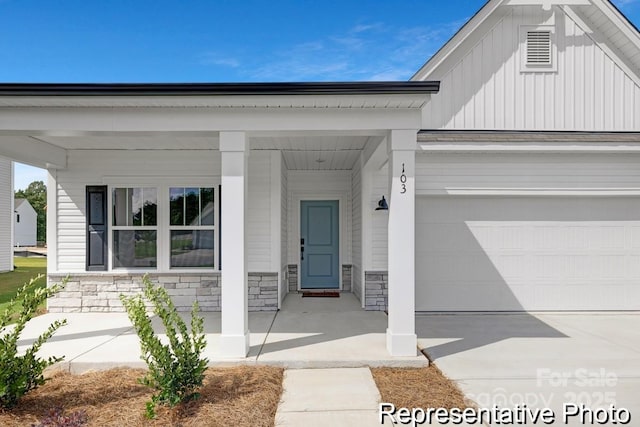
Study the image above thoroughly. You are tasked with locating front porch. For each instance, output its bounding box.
[18,292,428,371]
[0,82,440,358]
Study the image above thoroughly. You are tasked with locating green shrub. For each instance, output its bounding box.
[0,275,67,408]
[120,275,208,419]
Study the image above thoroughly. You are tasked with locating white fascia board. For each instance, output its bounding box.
[0,94,430,109]
[412,0,504,81]
[0,107,423,134]
[0,136,66,169]
[563,5,640,87]
[504,0,589,7]
[591,0,640,51]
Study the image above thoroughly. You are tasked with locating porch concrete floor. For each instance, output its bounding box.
[18,293,427,373]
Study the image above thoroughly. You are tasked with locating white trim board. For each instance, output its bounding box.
[106,180,221,274]
[419,188,640,196]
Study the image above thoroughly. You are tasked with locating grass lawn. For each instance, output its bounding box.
[0,257,47,315]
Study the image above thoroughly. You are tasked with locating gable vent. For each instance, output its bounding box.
[526,31,552,65]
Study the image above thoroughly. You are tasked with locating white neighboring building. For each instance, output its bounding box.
[14,198,37,247]
[0,157,13,272]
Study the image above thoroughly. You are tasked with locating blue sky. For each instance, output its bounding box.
[3,0,639,190]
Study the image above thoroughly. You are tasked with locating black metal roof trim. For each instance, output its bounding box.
[0,81,440,96]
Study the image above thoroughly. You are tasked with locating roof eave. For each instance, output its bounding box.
[0,81,440,97]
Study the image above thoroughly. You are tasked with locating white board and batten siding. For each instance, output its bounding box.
[0,157,13,272]
[419,6,640,131]
[53,149,279,273]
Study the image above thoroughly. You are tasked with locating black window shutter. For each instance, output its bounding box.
[86,186,108,271]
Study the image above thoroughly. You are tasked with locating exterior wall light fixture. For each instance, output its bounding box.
[375,196,388,211]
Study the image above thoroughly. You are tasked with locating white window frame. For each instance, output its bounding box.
[520,25,557,73]
[168,186,217,270]
[110,187,159,271]
[105,177,220,273]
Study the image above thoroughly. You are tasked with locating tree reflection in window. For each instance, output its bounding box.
[169,187,215,268]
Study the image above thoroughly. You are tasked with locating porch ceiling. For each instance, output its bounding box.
[34,134,217,150]
[6,133,374,170]
[253,135,370,170]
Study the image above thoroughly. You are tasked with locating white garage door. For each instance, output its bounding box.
[416,196,640,311]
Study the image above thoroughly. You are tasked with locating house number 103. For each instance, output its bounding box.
[400,163,407,194]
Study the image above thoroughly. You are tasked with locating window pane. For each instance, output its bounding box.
[113,230,157,268]
[113,188,129,226]
[143,188,157,226]
[170,230,214,268]
[185,187,200,226]
[131,188,143,226]
[200,187,214,226]
[170,188,184,226]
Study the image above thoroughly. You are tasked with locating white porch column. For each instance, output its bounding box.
[386,129,417,357]
[219,131,250,358]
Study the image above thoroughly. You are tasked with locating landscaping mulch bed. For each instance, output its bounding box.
[371,365,471,410]
[0,366,284,427]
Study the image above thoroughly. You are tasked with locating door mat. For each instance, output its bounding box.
[302,291,340,298]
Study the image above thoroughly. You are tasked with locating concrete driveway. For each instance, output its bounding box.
[417,313,640,425]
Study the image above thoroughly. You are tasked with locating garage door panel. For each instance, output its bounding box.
[633,227,640,248]
[416,196,640,311]
[421,253,502,282]
[424,283,524,311]
[416,223,476,251]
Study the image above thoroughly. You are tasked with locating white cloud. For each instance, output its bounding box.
[199,53,241,68]
[198,19,465,82]
[249,20,463,81]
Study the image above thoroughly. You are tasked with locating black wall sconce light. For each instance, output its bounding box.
[375,195,388,211]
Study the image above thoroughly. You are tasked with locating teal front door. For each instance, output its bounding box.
[300,200,339,289]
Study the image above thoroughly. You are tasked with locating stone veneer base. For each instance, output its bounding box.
[364,271,388,311]
[48,272,278,313]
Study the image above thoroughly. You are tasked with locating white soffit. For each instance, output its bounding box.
[253,135,370,170]
[33,134,371,151]
[0,94,429,109]
[34,135,219,150]
[571,1,640,76]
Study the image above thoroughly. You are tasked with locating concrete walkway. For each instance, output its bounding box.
[18,295,640,426]
[417,313,640,426]
[275,368,477,427]
[275,368,383,426]
[17,293,427,372]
